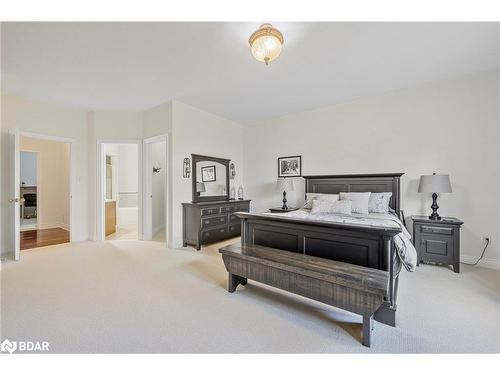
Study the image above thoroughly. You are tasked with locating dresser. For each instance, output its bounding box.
[412,216,463,273]
[182,200,251,250]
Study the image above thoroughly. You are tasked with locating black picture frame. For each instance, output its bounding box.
[278,156,302,178]
[201,165,216,182]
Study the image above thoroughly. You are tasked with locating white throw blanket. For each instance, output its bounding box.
[264,210,417,274]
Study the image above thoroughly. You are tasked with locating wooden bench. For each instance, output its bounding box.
[219,243,390,347]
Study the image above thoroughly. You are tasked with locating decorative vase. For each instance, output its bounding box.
[238,185,244,200]
[230,186,236,200]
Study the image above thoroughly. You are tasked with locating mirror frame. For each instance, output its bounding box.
[191,154,230,203]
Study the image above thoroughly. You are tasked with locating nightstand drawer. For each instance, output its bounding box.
[201,215,227,228]
[420,237,452,256]
[421,226,453,236]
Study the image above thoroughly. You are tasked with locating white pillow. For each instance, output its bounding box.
[368,192,393,214]
[311,199,352,215]
[303,193,339,209]
[339,192,371,214]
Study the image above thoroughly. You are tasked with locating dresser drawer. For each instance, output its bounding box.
[229,213,241,224]
[201,207,220,216]
[201,226,228,242]
[201,215,227,228]
[421,226,453,236]
[220,206,235,213]
[236,204,249,212]
[229,224,241,235]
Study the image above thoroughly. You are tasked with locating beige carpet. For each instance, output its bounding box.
[1,238,499,353]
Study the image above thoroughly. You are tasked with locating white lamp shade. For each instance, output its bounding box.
[418,174,452,193]
[276,178,294,192]
[196,182,206,193]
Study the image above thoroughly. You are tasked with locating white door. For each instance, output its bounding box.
[9,131,21,260]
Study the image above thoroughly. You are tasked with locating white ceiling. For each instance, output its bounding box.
[2,22,499,124]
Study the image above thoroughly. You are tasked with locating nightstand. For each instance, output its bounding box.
[412,216,463,273]
[269,207,299,213]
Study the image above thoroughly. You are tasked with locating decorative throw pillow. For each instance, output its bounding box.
[368,192,393,214]
[311,199,352,215]
[339,192,371,214]
[303,193,339,209]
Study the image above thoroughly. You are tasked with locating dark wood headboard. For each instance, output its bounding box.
[304,173,404,216]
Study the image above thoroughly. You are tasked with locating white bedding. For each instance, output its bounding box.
[264,209,417,274]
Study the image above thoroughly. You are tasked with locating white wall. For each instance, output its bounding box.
[20,136,70,229]
[142,102,172,139]
[243,69,500,267]
[143,102,173,245]
[171,101,245,248]
[1,94,89,254]
[152,141,166,235]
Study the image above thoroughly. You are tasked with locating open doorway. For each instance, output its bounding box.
[19,136,71,250]
[143,135,168,245]
[99,142,141,241]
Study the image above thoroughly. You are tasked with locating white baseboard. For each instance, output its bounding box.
[460,255,500,270]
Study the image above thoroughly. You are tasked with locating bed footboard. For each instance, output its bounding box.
[238,212,401,326]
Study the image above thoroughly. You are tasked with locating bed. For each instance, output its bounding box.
[236,173,415,327]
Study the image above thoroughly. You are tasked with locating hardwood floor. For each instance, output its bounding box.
[20,228,70,250]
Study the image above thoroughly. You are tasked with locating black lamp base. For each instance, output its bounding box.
[281,190,288,210]
[429,192,441,220]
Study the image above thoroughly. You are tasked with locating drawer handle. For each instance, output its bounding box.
[220,229,225,233]
[204,220,210,224]
[220,218,225,222]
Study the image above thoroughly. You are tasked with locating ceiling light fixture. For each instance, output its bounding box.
[249,23,284,65]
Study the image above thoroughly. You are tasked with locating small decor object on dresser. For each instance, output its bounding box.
[237,185,244,200]
[412,215,463,273]
[278,155,301,177]
[230,186,236,200]
[201,165,216,182]
[229,163,236,179]
[183,157,191,178]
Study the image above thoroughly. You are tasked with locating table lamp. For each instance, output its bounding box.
[276,178,294,209]
[196,182,206,196]
[418,173,452,220]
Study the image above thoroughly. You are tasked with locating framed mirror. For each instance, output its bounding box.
[191,154,230,203]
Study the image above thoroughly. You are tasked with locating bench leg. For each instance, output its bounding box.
[374,302,396,327]
[228,273,247,293]
[362,315,373,347]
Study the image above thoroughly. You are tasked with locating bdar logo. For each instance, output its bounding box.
[1,339,17,354]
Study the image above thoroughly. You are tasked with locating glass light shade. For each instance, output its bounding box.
[249,24,284,65]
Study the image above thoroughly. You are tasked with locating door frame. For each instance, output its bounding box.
[11,130,76,260]
[142,134,169,246]
[96,139,143,241]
